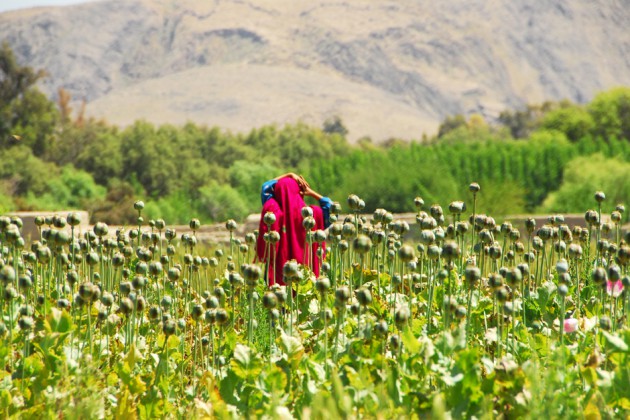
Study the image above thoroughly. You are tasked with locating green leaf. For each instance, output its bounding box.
[602,331,628,353]
[278,332,304,363]
[401,327,420,355]
[231,344,262,379]
[47,308,73,334]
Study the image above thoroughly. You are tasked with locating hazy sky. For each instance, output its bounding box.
[0,0,101,13]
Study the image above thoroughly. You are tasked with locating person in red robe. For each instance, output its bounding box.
[256,173,332,286]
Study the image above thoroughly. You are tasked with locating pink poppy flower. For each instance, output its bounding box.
[606,280,623,298]
[564,318,578,333]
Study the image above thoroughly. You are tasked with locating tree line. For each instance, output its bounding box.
[1,42,629,223]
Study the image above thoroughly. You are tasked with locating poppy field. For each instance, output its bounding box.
[0,187,629,419]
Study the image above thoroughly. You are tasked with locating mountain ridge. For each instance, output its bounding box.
[1,0,629,141]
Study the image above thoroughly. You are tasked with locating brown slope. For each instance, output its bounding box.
[1,0,629,141]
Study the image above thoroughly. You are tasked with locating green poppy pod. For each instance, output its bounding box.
[427,245,442,261]
[243,264,262,287]
[4,286,17,301]
[268,231,281,244]
[617,246,630,265]
[442,241,460,262]
[57,299,70,309]
[303,216,316,230]
[394,307,410,328]
[622,276,630,289]
[94,222,109,238]
[315,276,331,294]
[419,230,435,245]
[489,273,503,289]
[455,306,467,319]
[584,210,599,227]
[78,282,96,302]
[389,334,400,350]
[608,265,621,282]
[567,244,582,260]
[558,273,571,286]
[313,230,327,243]
[465,266,481,286]
[495,286,509,303]
[36,246,52,264]
[537,226,552,241]
[215,308,229,326]
[225,219,238,232]
[373,208,386,222]
[341,223,356,239]
[120,281,132,296]
[162,319,176,336]
[554,240,566,254]
[300,206,314,219]
[374,320,388,337]
[283,260,300,280]
[594,191,606,203]
[335,286,351,307]
[262,291,278,310]
[509,229,521,242]
[18,274,32,291]
[347,194,360,211]
[506,267,522,286]
[131,275,146,291]
[18,316,33,331]
[353,235,372,255]
[413,197,424,209]
[489,245,502,260]
[592,267,607,286]
[134,296,146,312]
[349,302,360,316]
[191,304,204,321]
[599,316,611,331]
[479,229,494,245]
[273,287,287,305]
[429,205,443,220]
[0,265,16,284]
[448,201,466,215]
[148,261,163,277]
[356,287,372,306]
[133,201,145,212]
[555,259,569,275]
[469,182,481,193]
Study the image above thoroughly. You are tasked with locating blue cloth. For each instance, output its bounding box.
[261,180,332,228]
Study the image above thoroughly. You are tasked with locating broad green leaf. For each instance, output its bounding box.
[602,331,628,353]
[278,332,304,363]
[47,308,73,334]
[401,327,420,355]
[231,344,262,379]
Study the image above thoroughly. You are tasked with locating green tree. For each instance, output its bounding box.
[0,42,58,156]
[588,87,630,141]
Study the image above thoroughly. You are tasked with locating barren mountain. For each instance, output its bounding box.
[1,0,629,141]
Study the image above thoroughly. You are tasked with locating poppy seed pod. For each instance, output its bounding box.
[314,276,330,294]
[394,306,410,328]
[414,197,424,209]
[282,260,300,281]
[555,259,569,274]
[594,191,606,203]
[442,241,460,262]
[592,266,607,286]
[537,226,552,241]
[303,216,316,230]
[334,286,351,307]
[608,265,621,282]
[465,266,481,286]
[430,204,443,220]
[469,182,481,193]
[584,210,599,227]
[489,273,503,289]
[524,218,536,233]
[558,272,571,286]
[356,288,372,306]
[347,194,361,211]
[375,320,388,337]
[506,267,522,285]
[341,223,356,239]
[225,219,238,232]
[448,201,466,215]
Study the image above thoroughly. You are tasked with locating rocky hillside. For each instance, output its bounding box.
[1,0,629,141]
